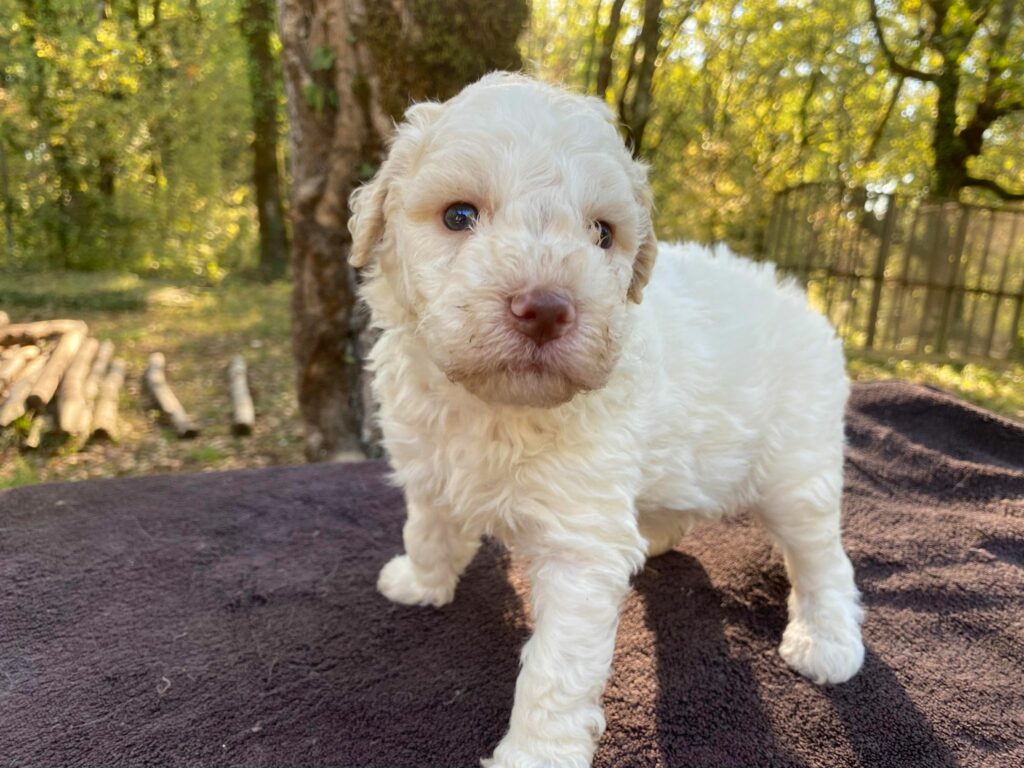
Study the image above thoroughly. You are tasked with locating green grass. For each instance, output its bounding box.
[0,455,38,489]
[847,353,1024,421]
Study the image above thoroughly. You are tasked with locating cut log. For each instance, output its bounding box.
[24,413,52,450]
[84,340,115,403]
[0,345,41,391]
[91,358,126,441]
[0,354,48,427]
[0,319,87,347]
[0,310,9,326]
[58,337,100,435]
[26,329,85,411]
[143,352,198,438]
[227,355,255,436]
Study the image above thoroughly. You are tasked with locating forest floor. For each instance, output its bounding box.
[1,271,1022,489]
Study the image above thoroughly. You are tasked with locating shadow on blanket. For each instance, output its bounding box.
[1,381,1021,767]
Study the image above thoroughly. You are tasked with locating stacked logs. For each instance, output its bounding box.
[1,313,258,452]
[0,318,126,448]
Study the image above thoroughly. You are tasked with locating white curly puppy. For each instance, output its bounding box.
[349,73,863,768]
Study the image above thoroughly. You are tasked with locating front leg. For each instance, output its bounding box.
[378,497,480,608]
[486,521,645,768]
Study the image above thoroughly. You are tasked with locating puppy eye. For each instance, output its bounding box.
[443,202,479,232]
[592,220,614,250]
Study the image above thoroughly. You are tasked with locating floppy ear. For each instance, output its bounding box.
[347,101,444,268]
[348,168,391,268]
[627,161,657,304]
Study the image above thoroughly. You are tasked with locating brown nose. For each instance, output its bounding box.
[509,289,576,346]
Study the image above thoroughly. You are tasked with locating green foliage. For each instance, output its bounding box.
[0,0,261,277]
[0,456,38,489]
[526,0,1024,253]
[3,0,1018,279]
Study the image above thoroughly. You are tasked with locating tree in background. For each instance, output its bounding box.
[241,0,289,280]
[0,0,263,277]
[278,0,528,460]
[590,0,660,154]
[528,0,1023,253]
[868,0,1024,200]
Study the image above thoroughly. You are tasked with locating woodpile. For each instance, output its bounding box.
[0,317,122,448]
[1,312,258,454]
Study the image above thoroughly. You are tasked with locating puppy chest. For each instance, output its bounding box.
[389,416,614,526]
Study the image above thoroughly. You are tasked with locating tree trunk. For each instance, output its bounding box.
[278,0,384,461]
[21,0,79,265]
[594,0,626,99]
[0,139,14,260]
[930,71,967,199]
[278,0,527,461]
[622,0,663,155]
[242,0,290,280]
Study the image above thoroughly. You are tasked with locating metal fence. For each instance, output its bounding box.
[759,184,1024,363]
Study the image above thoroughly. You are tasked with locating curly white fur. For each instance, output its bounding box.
[349,73,864,768]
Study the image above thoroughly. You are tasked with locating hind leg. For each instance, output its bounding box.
[757,466,864,685]
[638,510,688,558]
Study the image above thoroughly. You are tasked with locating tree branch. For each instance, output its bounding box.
[867,0,939,82]
[969,0,996,27]
[963,175,1024,201]
[862,74,905,164]
[594,0,627,99]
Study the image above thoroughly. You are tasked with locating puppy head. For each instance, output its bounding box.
[350,72,656,408]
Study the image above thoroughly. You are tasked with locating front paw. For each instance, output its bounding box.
[377,554,456,608]
[779,595,864,685]
[482,734,593,768]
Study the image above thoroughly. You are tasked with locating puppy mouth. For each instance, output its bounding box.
[502,346,551,372]
[498,337,577,376]
[437,314,617,406]
[443,341,588,402]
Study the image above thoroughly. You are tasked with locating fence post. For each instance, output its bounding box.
[983,212,1020,358]
[865,194,897,350]
[1006,216,1024,361]
[1010,282,1024,362]
[916,203,950,354]
[964,209,998,357]
[935,205,970,355]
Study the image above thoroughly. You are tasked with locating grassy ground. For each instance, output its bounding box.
[1,272,304,489]
[847,355,1023,420]
[1,271,1021,489]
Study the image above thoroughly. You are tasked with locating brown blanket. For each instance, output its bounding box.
[1,380,1022,767]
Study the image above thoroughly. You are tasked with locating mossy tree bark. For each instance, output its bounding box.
[278,0,527,461]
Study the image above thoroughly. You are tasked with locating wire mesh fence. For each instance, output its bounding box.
[759,184,1024,363]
